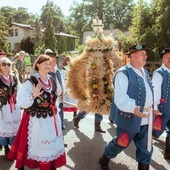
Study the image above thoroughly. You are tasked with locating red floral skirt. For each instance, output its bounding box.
[7,112,66,169]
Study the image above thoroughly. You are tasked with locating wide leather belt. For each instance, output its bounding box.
[143,106,152,112]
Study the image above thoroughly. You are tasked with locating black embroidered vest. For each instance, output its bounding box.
[26,76,57,118]
[0,75,18,109]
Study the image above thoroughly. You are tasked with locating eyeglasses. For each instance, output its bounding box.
[1,63,11,67]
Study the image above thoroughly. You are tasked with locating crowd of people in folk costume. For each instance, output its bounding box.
[0,44,170,170]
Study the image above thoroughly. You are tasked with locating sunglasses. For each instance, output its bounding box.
[1,63,11,67]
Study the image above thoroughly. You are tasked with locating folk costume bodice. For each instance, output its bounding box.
[25,76,57,119]
[0,74,18,109]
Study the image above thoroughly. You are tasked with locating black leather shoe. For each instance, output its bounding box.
[164,137,170,159]
[99,154,110,170]
[4,145,10,158]
[108,117,114,124]
[73,116,80,128]
[0,144,2,151]
[95,121,106,133]
[73,112,77,118]
[138,163,149,170]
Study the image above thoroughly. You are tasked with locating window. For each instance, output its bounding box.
[9,29,14,36]
[15,29,18,36]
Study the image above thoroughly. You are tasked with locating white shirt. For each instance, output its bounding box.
[114,63,153,125]
[152,64,170,110]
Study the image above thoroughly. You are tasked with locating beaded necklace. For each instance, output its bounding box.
[38,77,52,91]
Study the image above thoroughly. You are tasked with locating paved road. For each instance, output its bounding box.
[0,112,170,170]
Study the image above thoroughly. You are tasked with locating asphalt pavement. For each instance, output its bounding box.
[0,112,170,170]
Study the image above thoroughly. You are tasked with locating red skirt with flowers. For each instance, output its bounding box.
[7,112,66,169]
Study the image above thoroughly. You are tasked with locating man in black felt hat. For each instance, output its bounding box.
[152,48,170,160]
[99,44,154,170]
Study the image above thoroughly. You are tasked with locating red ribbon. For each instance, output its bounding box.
[51,105,58,136]
[9,91,13,113]
[9,93,17,113]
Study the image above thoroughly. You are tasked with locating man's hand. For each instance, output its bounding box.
[134,106,148,118]
[154,110,162,117]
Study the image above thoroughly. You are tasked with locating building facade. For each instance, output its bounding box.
[5,22,79,53]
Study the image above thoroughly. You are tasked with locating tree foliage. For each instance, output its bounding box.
[0,11,10,53]
[66,38,76,51]
[20,36,34,54]
[117,0,170,60]
[65,0,134,44]
[1,0,170,60]
[40,0,65,32]
[66,1,91,44]
[153,0,170,55]
[57,36,67,54]
[31,18,44,49]
[43,7,57,52]
[0,6,35,25]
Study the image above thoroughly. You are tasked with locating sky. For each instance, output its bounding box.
[0,0,83,16]
[0,0,151,16]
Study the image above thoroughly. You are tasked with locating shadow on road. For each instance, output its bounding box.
[0,155,14,170]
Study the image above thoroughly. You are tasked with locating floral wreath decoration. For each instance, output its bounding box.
[67,17,122,115]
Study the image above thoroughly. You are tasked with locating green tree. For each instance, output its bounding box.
[41,0,66,32]
[43,7,57,52]
[153,0,170,56]
[13,7,30,24]
[0,6,16,25]
[117,0,156,58]
[104,0,134,30]
[34,44,45,56]
[66,38,76,51]
[67,0,134,44]
[31,18,43,49]
[0,6,37,25]
[57,36,67,54]
[66,1,92,44]
[0,11,10,53]
[20,36,34,54]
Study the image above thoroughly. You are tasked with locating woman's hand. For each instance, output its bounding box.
[32,82,43,98]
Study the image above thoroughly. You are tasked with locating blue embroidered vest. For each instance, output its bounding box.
[156,68,170,117]
[110,66,153,132]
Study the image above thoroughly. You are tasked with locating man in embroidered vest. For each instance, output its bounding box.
[99,44,154,170]
[45,49,66,131]
[152,48,170,160]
